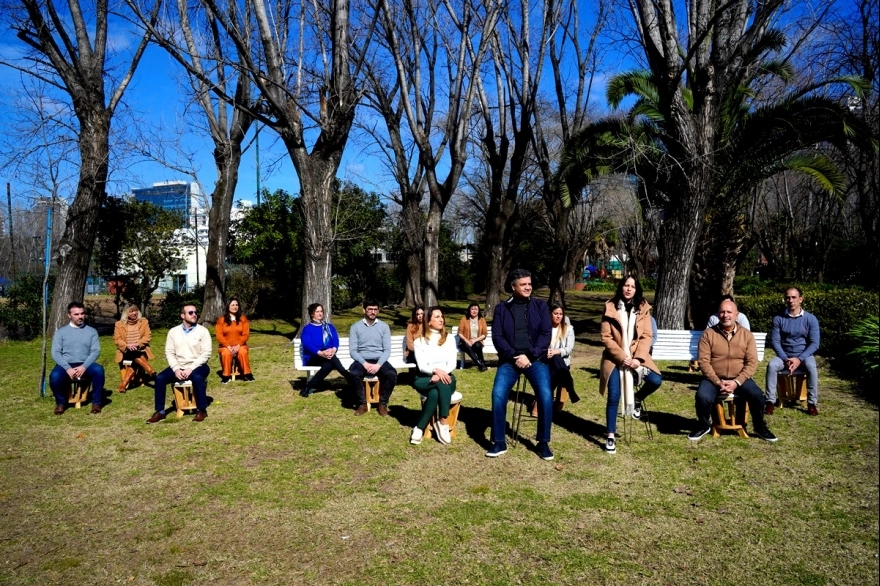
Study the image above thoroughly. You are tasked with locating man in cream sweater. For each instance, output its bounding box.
[146,304,213,423]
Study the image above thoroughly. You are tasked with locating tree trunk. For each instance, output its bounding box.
[202,142,243,323]
[422,199,442,307]
[48,113,110,335]
[293,155,338,321]
[400,192,423,307]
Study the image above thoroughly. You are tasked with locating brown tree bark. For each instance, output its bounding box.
[9,0,157,335]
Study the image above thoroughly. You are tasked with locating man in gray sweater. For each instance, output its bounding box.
[348,298,397,416]
[50,301,105,414]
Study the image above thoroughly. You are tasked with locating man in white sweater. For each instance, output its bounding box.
[146,304,213,423]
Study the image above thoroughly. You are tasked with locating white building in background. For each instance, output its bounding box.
[132,181,211,293]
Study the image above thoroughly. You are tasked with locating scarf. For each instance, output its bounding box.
[616,300,645,416]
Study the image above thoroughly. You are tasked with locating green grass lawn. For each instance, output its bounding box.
[0,292,877,585]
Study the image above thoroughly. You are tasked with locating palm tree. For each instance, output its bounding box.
[555,47,871,325]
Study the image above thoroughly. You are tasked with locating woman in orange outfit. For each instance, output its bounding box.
[215,298,254,383]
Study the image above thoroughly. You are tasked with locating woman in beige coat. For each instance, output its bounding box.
[599,275,662,454]
[113,304,156,391]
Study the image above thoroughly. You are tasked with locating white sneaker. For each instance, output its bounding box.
[410,427,423,445]
[436,422,452,444]
[632,401,642,420]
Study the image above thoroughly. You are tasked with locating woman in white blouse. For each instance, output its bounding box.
[545,303,580,411]
[411,306,458,445]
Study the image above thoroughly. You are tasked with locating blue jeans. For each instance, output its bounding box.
[50,363,105,406]
[490,361,553,444]
[605,367,662,434]
[765,356,818,405]
[349,360,397,405]
[154,364,210,413]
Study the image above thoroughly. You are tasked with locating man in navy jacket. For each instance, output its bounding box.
[486,268,555,461]
[765,287,821,415]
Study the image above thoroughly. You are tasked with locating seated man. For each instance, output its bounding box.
[146,304,213,423]
[348,298,397,416]
[706,295,751,329]
[485,268,555,461]
[688,298,777,442]
[50,301,105,414]
[764,287,821,415]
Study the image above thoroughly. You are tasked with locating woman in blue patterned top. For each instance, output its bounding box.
[300,303,358,398]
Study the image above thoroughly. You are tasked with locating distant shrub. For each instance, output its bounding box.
[640,277,657,291]
[738,286,880,356]
[583,281,617,292]
[158,286,204,329]
[846,317,879,392]
[0,275,55,340]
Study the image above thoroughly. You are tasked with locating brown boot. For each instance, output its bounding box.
[117,368,136,393]
[134,356,156,378]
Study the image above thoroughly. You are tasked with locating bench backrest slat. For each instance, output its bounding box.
[652,329,766,362]
[293,335,414,371]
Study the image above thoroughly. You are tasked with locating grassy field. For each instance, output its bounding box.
[0,292,877,586]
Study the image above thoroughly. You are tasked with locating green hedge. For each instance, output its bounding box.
[738,287,880,356]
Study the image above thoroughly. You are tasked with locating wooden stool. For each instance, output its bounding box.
[67,380,92,408]
[172,381,198,418]
[118,360,136,393]
[231,361,241,381]
[421,391,463,440]
[776,373,807,407]
[711,394,750,438]
[554,386,570,413]
[363,376,381,411]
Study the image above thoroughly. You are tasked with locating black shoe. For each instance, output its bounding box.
[220,376,231,385]
[755,428,778,442]
[300,388,313,398]
[241,374,255,382]
[478,362,488,372]
[537,442,554,461]
[688,426,712,441]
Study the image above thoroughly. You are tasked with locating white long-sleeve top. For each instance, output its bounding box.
[413,330,457,375]
[550,321,575,367]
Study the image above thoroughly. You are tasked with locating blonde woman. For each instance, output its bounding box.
[113,304,155,392]
[411,306,458,445]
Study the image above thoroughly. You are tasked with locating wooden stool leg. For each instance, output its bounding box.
[446,401,461,438]
[68,381,91,408]
[364,379,381,411]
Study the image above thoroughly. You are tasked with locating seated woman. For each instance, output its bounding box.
[300,302,358,398]
[545,303,580,412]
[215,298,254,383]
[456,302,488,371]
[404,305,424,362]
[411,306,458,445]
[599,275,662,454]
[113,303,156,392]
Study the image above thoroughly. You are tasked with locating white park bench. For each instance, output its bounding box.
[450,325,498,369]
[651,329,768,362]
[292,334,416,383]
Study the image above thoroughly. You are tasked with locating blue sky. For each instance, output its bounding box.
[2,0,838,210]
[0,1,628,210]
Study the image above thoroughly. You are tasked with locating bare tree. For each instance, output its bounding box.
[534,0,609,307]
[626,0,785,328]
[376,0,500,307]
[195,0,375,321]
[359,14,426,307]
[2,0,158,335]
[126,0,255,323]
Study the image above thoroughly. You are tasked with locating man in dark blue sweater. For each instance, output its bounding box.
[50,301,105,414]
[765,287,821,415]
[485,268,554,461]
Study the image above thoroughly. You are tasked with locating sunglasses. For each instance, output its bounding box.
[185,311,199,315]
